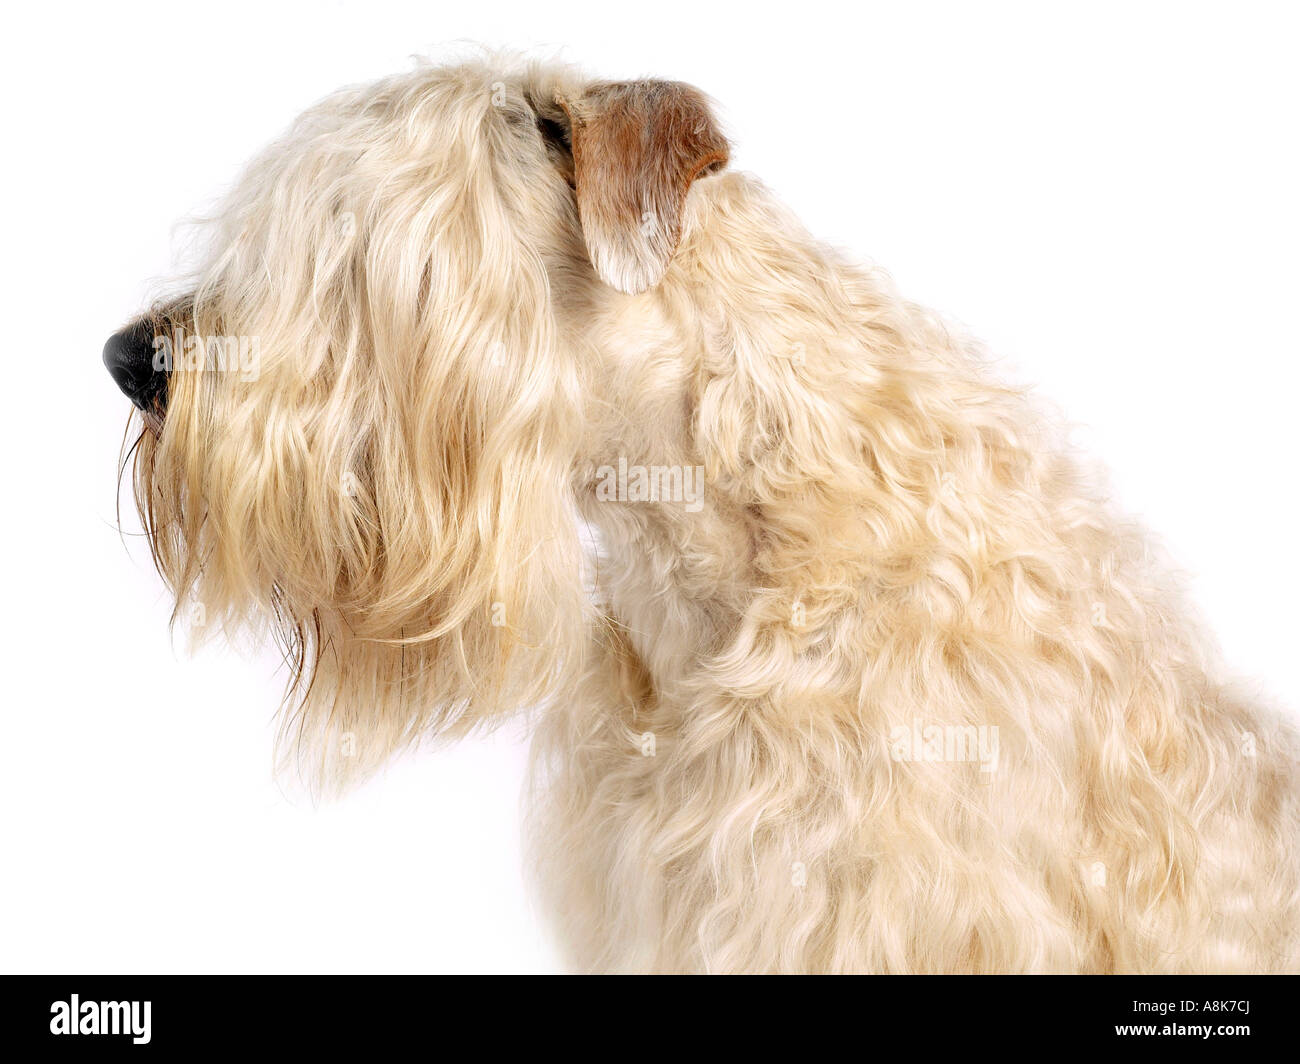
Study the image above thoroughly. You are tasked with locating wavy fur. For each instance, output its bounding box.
[119,54,1299,971]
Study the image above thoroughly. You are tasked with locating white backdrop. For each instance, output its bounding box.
[3,1,1297,973]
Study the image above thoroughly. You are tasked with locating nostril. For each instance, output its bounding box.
[103,319,165,410]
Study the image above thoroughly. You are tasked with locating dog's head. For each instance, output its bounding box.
[104,58,728,786]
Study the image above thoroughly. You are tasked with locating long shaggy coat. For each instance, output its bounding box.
[118,55,1300,973]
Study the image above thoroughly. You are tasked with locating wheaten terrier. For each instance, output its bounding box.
[104,56,1299,973]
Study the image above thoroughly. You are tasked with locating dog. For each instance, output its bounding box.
[105,55,1299,973]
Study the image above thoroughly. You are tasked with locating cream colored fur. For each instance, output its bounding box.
[120,54,1299,973]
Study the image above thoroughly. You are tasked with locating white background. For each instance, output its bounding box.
[2,1,1297,973]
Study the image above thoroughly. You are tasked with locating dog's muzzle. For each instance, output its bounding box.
[104,320,167,418]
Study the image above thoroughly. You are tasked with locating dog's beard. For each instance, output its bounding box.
[130,314,588,792]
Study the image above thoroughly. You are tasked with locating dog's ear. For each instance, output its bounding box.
[556,80,729,295]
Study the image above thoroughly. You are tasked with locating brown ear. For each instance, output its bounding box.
[556,80,729,295]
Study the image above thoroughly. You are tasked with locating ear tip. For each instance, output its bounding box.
[583,233,666,294]
[592,255,664,296]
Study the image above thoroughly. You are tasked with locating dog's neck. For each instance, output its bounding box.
[566,172,913,702]
[562,170,1028,721]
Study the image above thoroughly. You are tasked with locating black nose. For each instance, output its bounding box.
[104,319,166,413]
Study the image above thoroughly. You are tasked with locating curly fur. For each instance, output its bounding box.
[115,53,1299,973]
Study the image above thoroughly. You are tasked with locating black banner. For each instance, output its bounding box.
[1,974,1292,1052]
